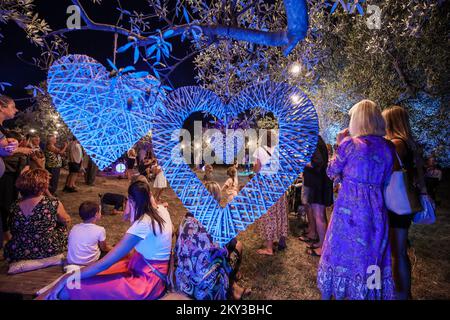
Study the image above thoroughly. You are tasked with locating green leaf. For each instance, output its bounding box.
[121,66,136,73]
[116,42,133,53]
[163,29,174,38]
[133,46,140,64]
[146,44,157,57]
[107,59,118,71]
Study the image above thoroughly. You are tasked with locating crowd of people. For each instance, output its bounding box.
[0,94,442,300]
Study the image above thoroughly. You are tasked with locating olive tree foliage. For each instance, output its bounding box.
[13,83,72,142]
[194,0,449,165]
[0,0,68,71]
[0,0,308,137]
[1,0,308,86]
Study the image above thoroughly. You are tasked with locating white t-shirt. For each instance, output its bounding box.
[68,142,83,163]
[253,145,278,174]
[67,223,106,265]
[126,205,173,261]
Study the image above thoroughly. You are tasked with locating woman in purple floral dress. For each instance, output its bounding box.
[317,100,396,300]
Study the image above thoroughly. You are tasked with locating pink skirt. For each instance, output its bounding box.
[66,252,168,300]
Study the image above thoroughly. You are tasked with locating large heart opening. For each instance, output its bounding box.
[151,84,319,246]
[181,110,279,207]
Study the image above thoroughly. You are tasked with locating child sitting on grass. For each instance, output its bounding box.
[222,166,239,204]
[67,201,111,265]
[203,164,214,181]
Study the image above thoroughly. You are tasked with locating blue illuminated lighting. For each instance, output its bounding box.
[115,163,126,174]
[152,83,319,246]
[47,54,165,170]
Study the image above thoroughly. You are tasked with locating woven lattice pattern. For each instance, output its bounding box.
[152,82,319,246]
[47,54,164,170]
[207,132,245,164]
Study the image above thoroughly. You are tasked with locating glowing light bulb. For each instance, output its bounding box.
[290,63,301,75]
[291,94,301,104]
[29,129,36,133]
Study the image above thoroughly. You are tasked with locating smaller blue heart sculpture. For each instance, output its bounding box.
[47,54,165,170]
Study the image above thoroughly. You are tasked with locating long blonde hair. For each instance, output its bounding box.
[382,106,417,151]
[348,99,386,137]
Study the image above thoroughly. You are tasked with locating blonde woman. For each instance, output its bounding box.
[317,100,396,300]
[382,106,427,300]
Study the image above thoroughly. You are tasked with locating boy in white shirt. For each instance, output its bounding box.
[67,201,111,265]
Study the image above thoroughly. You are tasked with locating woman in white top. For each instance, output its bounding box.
[41,181,173,300]
[253,130,288,256]
[152,161,167,202]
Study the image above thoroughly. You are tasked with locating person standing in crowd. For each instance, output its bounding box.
[4,169,71,262]
[125,148,137,180]
[424,156,442,205]
[0,131,32,244]
[0,95,19,175]
[85,155,98,186]
[45,135,67,195]
[28,134,45,170]
[253,130,288,255]
[64,137,83,192]
[137,146,147,170]
[0,95,19,248]
[41,181,172,300]
[298,135,333,257]
[318,100,396,300]
[152,160,167,203]
[382,106,428,300]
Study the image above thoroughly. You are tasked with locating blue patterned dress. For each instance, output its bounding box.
[317,135,396,300]
[174,216,232,300]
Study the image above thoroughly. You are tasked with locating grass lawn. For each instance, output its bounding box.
[1,167,449,299]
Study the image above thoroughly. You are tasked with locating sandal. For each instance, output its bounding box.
[306,248,321,257]
[298,235,319,243]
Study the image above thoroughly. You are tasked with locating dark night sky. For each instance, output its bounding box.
[0,0,197,109]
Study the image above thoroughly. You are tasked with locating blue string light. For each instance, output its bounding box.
[47,54,165,170]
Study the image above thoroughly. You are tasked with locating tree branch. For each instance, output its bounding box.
[47,0,145,40]
[386,50,416,97]
[47,0,308,56]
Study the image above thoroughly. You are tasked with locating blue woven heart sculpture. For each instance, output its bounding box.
[47,54,164,170]
[152,82,319,246]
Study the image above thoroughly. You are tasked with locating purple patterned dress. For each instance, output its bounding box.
[317,135,396,300]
